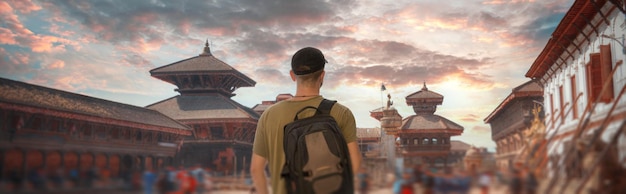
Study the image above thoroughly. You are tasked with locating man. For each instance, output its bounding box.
[250,47,361,194]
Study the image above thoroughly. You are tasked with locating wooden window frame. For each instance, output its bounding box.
[558,86,564,124]
[570,75,578,119]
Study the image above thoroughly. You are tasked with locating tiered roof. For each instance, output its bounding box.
[0,78,190,133]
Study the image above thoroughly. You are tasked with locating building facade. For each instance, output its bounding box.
[148,42,258,176]
[484,80,544,171]
[0,78,191,186]
[525,0,625,192]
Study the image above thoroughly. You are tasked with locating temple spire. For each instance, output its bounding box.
[422,81,428,91]
[201,39,211,56]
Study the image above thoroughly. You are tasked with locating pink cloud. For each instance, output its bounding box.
[9,52,29,65]
[48,60,65,69]
[49,23,75,37]
[0,27,17,44]
[470,125,491,134]
[5,0,41,14]
[460,114,481,122]
[0,2,80,53]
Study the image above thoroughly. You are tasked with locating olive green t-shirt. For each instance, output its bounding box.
[252,96,357,194]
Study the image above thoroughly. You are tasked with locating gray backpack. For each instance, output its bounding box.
[281,99,354,194]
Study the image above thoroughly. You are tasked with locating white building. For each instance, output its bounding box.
[525,0,625,182]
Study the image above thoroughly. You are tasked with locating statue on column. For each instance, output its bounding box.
[386,94,393,109]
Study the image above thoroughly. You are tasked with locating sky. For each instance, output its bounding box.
[0,0,574,150]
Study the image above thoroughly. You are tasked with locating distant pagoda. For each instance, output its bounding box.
[148,41,258,175]
[397,82,464,168]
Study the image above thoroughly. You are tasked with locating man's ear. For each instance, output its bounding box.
[290,70,297,82]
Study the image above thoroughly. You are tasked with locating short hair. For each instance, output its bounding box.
[295,69,323,87]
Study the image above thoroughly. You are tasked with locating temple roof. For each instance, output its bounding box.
[146,95,260,121]
[400,114,464,132]
[405,83,444,100]
[0,77,189,131]
[450,140,472,151]
[149,41,255,96]
[484,79,543,123]
[251,104,271,114]
[357,128,381,138]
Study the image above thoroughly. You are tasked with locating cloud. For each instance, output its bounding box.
[0,48,35,77]
[0,1,79,53]
[47,60,65,69]
[470,125,491,134]
[460,114,481,122]
[38,0,358,49]
[5,0,40,14]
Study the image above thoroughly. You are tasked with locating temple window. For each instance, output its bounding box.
[413,138,419,145]
[423,138,429,145]
[27,115,43,130]
[82,124,92,138]
[110,127,120,139]
[211,127,224,139]
[95,125,107,139]
[135,130,143,142]
[432,138,438,145]
[157,133,163,142]
[48,118,60,132]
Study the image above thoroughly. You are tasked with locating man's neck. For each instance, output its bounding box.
[292,87,320,101]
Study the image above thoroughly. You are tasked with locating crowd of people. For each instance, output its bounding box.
[145,164,213,194]
[1,167,114,192]
[355,164,540,194]
[0,164,215,194]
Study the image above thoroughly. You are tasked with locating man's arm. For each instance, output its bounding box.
[250,153,268,194]
[347,141,361,175]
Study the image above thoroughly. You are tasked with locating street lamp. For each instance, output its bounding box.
[601,34,625,54]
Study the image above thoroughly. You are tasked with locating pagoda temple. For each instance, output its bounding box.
[396,83,464,168]
[147,41,258,175]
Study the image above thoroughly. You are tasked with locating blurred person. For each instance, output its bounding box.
[454,168,471,194]
[508,169,522,194]
[8,169,23,191]
[49,167,64,189]
[161,166,179,194]
[357,167,370,194]
[86,167,97,188]
[27,168,46,190]
[190,164,206,194]
[203,167,213,193]
[185,171,197,194]
[523,167,537,194]
[413,165,423,186]
[393,171,414,194]
[478,171,491,194]
[68,168,79,187]
[100,167,111,187]
[422,168,436,194]
[143,169,158,194]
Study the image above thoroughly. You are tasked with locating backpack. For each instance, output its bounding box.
[281,99,354,194]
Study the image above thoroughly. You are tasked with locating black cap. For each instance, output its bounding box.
[291,47,327,75]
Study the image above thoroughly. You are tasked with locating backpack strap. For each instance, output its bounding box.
[316,99,336,115]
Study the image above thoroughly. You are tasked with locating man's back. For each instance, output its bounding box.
[252,96,357,194]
